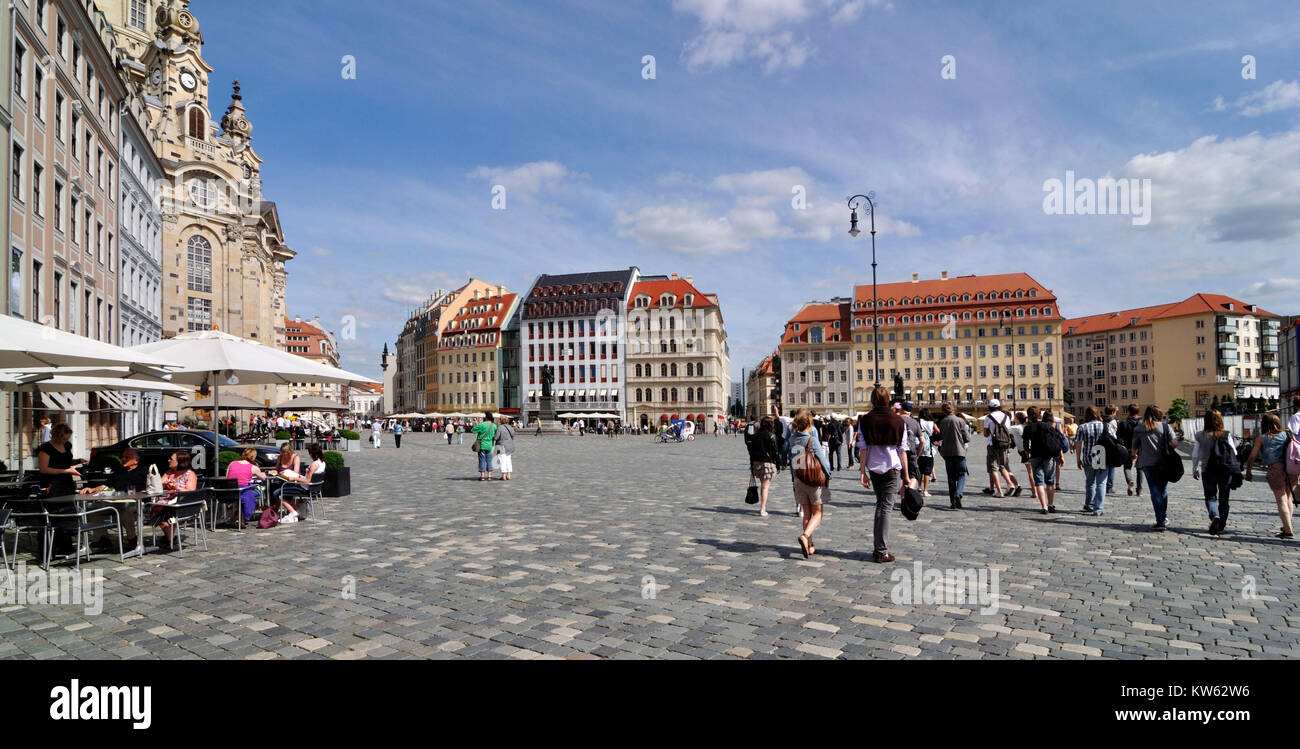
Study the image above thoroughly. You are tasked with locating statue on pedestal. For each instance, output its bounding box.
[541,365,555,398]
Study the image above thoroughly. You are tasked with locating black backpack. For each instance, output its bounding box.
[1207,434,1241,474]
[989,413,1014,450]
[1097,430,1129,467]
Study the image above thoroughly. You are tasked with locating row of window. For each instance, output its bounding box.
[632,387,708,403]
[631,293,695,308]
[797,325,1057,344]
[440,391,497,406]
[527,342,620,361]
[788,362,1055,383]
[11,142,115,263]
[7,248,113,340]
[441,370,496,385]
[528,365,617,383]
[854,289,1042,309]
[531,281,623,298]
[631,362,709,378]
[527,319,619,338]
[848,306,1055,328]
[440,351,497,365]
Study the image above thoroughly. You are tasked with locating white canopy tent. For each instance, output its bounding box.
[132,331,370,476]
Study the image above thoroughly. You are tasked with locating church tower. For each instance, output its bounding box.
[96,0,296,405]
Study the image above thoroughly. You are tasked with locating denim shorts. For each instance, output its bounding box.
[477,449,493,472]
[1030,456,1057,487]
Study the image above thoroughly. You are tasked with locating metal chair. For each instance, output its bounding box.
[203,478,243,531]
[5,496,52,570]
[149,490,208,556]
[44,502,125,571]
[279,477,324,519]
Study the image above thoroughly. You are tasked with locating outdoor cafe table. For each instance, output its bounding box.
[42,490,172,560]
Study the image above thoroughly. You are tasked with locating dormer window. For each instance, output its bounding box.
[661,294,675,307]
[683,294,693,307]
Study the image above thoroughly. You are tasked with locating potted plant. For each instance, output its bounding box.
[338,428,361,452]
[274,429,293,443]
[322,450,350,497]
[218,450,242,475]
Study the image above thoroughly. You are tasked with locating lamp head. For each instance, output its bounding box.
[848,208,861,237]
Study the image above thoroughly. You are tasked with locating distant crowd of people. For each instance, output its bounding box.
[745,391,1300,564]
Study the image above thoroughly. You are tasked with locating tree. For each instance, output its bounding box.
[1063,388,1074,407]
[1168,398,1190,427]
[1210,395,1220,412]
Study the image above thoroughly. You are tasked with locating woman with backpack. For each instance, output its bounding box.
[917,408,938,498]
[1191,409,1237,536]
[784,409,830,557]
[1131,405,1178,531]
[1245,413,1294,539]
[1022,407,1063,513]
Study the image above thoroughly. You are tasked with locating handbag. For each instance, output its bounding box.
[745,475,759,504]
[901,485,924,520]
[792,442,828,487]
[1159,425,1184,484]
[145,463,164,495]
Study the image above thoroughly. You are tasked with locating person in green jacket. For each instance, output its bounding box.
[471,412,498,481]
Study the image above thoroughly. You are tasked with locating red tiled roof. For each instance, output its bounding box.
[1150,293,1276,320]
[1064,294,1278,336]
[440,292,517,347]
[781,302,852,345]
[626,279,718,310]
[848,273,1062,330]
[754,354,776,376]
[1063,303,1178,336]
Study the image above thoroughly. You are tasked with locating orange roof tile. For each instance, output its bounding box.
[626,278,718,310]
[1150,293,1276,320]
[1063,303,1178,336]
[781,302,852,345]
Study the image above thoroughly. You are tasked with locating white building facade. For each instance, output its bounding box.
[117,93,165,437]
[520,267,640,424]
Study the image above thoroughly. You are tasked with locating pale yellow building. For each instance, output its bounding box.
[625,275,731,430]
[1064,294,1281,414]
[99,0,294,406]
[436,287,518,413]
[840,272,1065,415]
[746,353,779,421]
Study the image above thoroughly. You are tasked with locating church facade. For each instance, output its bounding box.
[97,0,294,405]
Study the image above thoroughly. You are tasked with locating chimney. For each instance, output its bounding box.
[685,275,693,286]
[941,270,949,280]
[671,273,679,280]
[911,273,919,283]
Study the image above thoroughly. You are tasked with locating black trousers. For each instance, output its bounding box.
[395,434,402,448]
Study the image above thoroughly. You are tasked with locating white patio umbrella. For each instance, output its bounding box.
[1,373,193,471]
[0,315,179,370]
[132,330,371,475]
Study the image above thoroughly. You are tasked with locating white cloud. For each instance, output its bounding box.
[616,202,753,256]
[1243,277,1300,302]
[1122,128,1300,242]
[467,161,569,202]
[310,246,332,257]
[673,0,880,73]
[1219,79,1300,117]
[380,270,471,307]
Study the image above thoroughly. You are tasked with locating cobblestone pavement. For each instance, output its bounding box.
[2,431,1297,660]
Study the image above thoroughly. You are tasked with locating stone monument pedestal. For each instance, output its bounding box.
[532,395,568,434]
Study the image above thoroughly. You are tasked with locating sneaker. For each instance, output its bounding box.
[1152,523,1167,531]
[759,511,769,518]
[1135,490,1143,497]
[1047,506,1057,513]
[1127,485,1134,496]
[1013,486,1023,497]
[1092,510,1104,516]
[923,491,933,498]
[1208,519,1219,535]
[982,487,994,495]
[282,513,299,524]
[1040,509,1049,515]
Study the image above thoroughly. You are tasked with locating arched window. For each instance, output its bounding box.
[1015,290,1024,298]
[670,363,678,377]
[925,314,934,323]
[634,363,642,377]
[635,388,642,401]
[696,387,704,402]
[685,363,693,377]
[660,363,667,377]
[1043,306,1053,317]
[686,389,694,403]
[188,107,206,140]
[186,235,212,293]
[901,315,910,324]
[976,293,985,301]
[671,388,678,401]
[660,388,668,401]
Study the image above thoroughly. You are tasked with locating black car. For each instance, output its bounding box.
[88,430,280,474]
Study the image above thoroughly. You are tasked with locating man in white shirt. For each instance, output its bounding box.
[371,419,382,448]
[1289,396,1300,437]
[982,399,1022,498]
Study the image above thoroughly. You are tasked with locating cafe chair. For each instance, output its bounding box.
[203,478,244,531]
[149,490,209,557]
[5,497,52,571]
[44,503,125,572]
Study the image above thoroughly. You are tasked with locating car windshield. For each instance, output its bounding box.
[187,431,241,448]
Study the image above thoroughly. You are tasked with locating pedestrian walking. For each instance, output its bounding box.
[747,416,781,517]
[394,421,404,449]
[1192,409,1238,535]
[900,402,922,483]
[1245,413,1295,539]
[1020,407,1058,513]
[494,416,515,480]
[1102,405,1120,494]
[825,416,843,471]
[1073,407,1109,516]
[982,399,1022,498]
[1117,403,1144,496]
[371,419,382,449]
[1011,411,1034,494]
[1131,405,1178,531]
[843,418,856,469]
[936,402,970,508]
[471,412,498,481]
[917,408,938,498]
[457,423,464,445]
[785,410,830,557]
[857,386,910,563]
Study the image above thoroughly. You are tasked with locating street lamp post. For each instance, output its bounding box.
[1006,323,1018,411]
[847,193,880,388]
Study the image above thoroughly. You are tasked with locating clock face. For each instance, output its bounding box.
[150,68,162,86]
[180,71,197,91]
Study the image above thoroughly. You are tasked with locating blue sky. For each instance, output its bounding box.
[192,0,1300,381]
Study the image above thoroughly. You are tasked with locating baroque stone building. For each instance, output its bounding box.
[98,0,294,405]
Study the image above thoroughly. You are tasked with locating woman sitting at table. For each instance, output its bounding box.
[226,447,267,523]
[279,443,326,520]
[153,450,198,552]
[269,442,302,521]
